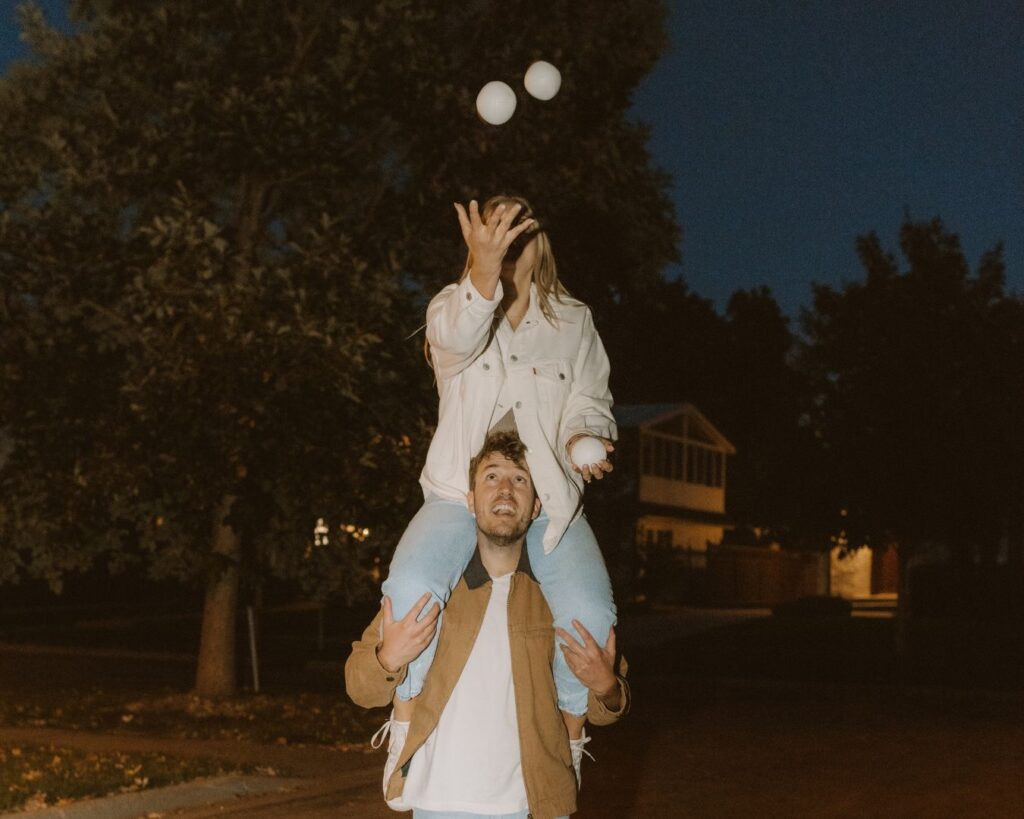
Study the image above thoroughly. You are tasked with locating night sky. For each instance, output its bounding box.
[631,0,1023,317]
[2,0,1021,318]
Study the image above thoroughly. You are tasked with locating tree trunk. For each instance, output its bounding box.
[194,495,241,698]
[192,171,263,699]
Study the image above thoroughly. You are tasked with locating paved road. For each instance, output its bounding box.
[270,675,1024,819]
[3,609,1023,818]
[6,676,1021,818]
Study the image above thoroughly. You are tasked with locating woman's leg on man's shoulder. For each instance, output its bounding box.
[381,495,477,700]
[413,811,564,819]
[526,512,617,716]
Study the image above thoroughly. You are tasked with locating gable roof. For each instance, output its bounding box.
[614,402,736,454]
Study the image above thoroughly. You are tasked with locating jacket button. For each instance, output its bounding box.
[511,354,518,362]
[515,401,522,409]
[559,373,565,380]
[483,363,490,370]
[385,676,395,682]
[465,292,472,300]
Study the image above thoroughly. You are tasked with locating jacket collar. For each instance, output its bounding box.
[463,542,537,589]
[521,283,543,328]
[497,283,543,331]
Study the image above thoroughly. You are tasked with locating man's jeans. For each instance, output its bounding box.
[382,494,616,715]
[414,810,568,819]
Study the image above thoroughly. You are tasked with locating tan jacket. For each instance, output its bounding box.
[345,547,630,819]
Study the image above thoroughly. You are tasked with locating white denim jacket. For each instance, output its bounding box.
[421,275,617,553]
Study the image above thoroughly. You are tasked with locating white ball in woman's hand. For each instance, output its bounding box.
[524,61,561,101]
[570,436,607,468]
[476,81,517,125]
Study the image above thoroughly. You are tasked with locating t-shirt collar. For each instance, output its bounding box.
[463,543,536,589]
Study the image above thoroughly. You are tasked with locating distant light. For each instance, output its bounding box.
[311,518,372,546]
[313,518,329,547]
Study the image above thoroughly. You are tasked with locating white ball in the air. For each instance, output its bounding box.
[570,436,607,468]
[524,61,561,101]
[476,81,517,125]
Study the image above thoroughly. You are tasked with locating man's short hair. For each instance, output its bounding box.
[468,431,530,486]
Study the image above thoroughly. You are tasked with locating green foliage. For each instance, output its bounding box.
[0,1,678,599]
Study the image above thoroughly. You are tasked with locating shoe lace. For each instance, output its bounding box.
[370,718,392,750]
[571,732,595,763]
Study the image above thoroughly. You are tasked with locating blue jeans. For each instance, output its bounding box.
[413,811,567,819]
[381,495,616,715]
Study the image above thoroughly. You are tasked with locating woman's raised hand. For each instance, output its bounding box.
[454,200,536,279]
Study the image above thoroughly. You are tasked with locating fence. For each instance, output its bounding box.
[705,544,828,606]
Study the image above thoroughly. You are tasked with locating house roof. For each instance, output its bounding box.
[613,403,682,428]
[614,402,736,454]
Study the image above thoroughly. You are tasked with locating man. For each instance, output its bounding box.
[346,431,629,819]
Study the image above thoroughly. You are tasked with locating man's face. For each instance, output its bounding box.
[467,453,541,545]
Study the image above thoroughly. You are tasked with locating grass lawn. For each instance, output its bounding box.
[0,742,258,813]
[0,687,384,748]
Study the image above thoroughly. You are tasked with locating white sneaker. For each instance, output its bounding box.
[370,712,411,811]
[569,728,595,789]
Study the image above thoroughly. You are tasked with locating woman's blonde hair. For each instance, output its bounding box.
[458,195,570,326]
[424,195,570,367]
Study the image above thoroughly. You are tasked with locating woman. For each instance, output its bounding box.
[374,195,617,803]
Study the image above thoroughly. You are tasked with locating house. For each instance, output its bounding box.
[588,402,834,607]
[586,402,736,602]
[616,402,736,559]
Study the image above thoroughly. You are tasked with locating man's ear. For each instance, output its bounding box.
[531,496,541,520]
[466,490,476,516]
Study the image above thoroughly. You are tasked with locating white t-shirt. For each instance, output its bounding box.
[489,315,519,431]
[402,572,528,815]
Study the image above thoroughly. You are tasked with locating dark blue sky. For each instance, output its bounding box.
[631,0,1023,315]
[3,1,1021,317]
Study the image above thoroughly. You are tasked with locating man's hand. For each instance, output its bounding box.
[557,621,620,709]
[566,435,615,483]
[376,593,441,674]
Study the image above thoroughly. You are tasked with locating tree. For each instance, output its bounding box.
[600,278,821,541]
[800,217,1023,633]
[601,277,726,406]
[0,0,678,696]
[375,0,682,317]
[716,287,820,539]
